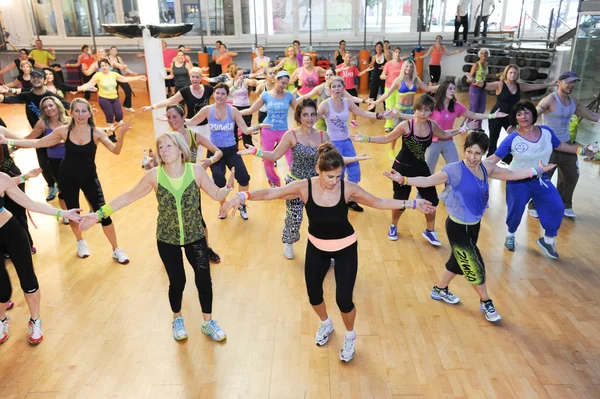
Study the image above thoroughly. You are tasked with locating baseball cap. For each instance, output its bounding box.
[276,71,290,79]
[30,68,45,78]
[557,71,580,83]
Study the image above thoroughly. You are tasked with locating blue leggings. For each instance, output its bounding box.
[332,138,360,183]
[506,176,564,237]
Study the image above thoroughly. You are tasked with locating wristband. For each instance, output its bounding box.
[458,126,468,134]
[361,135,370,143]
[98,204,114,220]
[413,199,417,210]
[535,166,543,176]
[18,175,27,184]
[237,191,249,202]
[255,149,263,157]
[488,113,495,120]
[577,147,585,156]
[8,140,14,148]
[401,201,406,210]
[529,167,536,178]
[225,184,234,192]
[55,210,61,221]
[209,155,217,164]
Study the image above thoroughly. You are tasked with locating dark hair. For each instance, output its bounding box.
[166,104,185,117]
[81,44,89,52]
[317,142,344,172]
[19,48,29,55]
[109,46,117,51]
[42,67,55,78]
[214,82,230,95]
[434,80,456,113]
[414,95,435,111]
[375,41,383,49]
[294,98,318,125]
[215,40,223,46]
[293,40,300,45]
[394,47,402,53]
[178,45,186,50]
[384,40,390,44]
[509,101,538,126]
[436,35,443,40]
[464,130,490,154]
[98,58,111,67]
[339,40,346,45]
[177,50,185,56]
[257,45,264,50]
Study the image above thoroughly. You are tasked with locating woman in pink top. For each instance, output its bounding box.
[380,48,405,132]
[215,44,238,73]
[417,36,463,84]
[290,54,327,96]
[336,52,372,127]
[424,80,507,173]
[230,67,259,148]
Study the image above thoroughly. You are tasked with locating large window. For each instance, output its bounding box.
[327,0,353,33]
[30,0,59,36]
[88,0,118,36]
[182,0,208,35]
[364,0,383,32]
[159,0,176,23]
[267,0,293,34]
[385,0,412,33]
[122,0,140,24]
[61,0,91,36]
[209,0,235,35]
[241,0,266,34]
[299,0,325,34]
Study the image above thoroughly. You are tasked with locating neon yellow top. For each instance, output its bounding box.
[94,71,119,99]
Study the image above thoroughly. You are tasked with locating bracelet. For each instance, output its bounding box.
[412,199,417,210]
[8,139,14,148]
[96,204,114,221]
[237,191,250,202]
[376,112,383,120]
[529,167,536,178]
[398,176,408,186]
[400,201,406,211]
[577,147,585,156]
[488,113,495,120]
[253,148,263,157]
[55,210,61,221]
[209,155,217,164]
[458,126,468,134]
[18,175,27,184]
[224,184,234,192]
[360,135,370,143]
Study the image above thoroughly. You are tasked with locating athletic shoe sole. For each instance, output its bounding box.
[422,232,442,247]
[537,239,559,259]
[430,292,460,304]
[315,325,334,346]
[340,350,355,363]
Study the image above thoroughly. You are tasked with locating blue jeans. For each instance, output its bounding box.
[332,138,360,183]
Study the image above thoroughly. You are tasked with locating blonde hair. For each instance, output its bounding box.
[327,76,345,90]
[155,132,191,166]
[500,64,520,82]
[189,66,203,76]
[20,60,32,69]
[40,96,70,126]
[68,98,96,129]
[398,60,416,83]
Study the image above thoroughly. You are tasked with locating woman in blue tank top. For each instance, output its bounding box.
[188,83,269,220]
[385,131,556,324]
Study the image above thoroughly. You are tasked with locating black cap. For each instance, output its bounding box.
[30,69,45,78]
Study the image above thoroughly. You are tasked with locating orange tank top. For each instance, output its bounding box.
[431,46,443,66]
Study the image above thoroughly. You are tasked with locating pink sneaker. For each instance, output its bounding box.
[7,301,14,310]
[350,120,359,128]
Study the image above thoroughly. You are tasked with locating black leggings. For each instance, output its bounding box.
[369,71,385,101]
[233,105,254,149]
[392,163,440,206]
[157,238,213,314]
[429,65,441,84]
[445,217,486,285]
[48,158,64,200]
[59,170,112,226]
[0,217,39,303]
[3,183,33,247]
[208,145,251,187]
[305,240,358,313]
[117,81,133,109]
[36,148,55,188]
[488,116,513,163]
[258,111,267,124]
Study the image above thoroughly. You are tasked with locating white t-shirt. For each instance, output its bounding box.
[457,0,470,17]
[253,56,270,78]
[477,0,495,17]
[495,126,561,170]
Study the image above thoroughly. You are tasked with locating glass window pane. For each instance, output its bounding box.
[327,1,352,33]
[208,0,235,35]
[242,0,266,35]
[423,0,444,33]
[362,0,383,32]
[267,0,293,34]
[299,0,325,34]
[572,16,600,102]
[181,0,208,35]
[88,0,118,36]
[123,0,141,24]
[159,0,177,23]
[385,0,412,33]
[61,0,91,36]
[473,0,502,34]
[31,0,59,36]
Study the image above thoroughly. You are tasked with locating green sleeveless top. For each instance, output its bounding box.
[475,61,488,83]
[156,163,204,245]
[187,129,198,163]
[283,59,297,91]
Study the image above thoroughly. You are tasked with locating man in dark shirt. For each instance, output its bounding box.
[0,69,72,199]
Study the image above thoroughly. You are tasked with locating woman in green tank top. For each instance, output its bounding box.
[274,46,298,91]
[80,132,235,343]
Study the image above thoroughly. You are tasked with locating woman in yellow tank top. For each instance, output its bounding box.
[79,59,147,135]
[274,46,298,91]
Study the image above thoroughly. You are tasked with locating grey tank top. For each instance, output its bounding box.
[542,92,576,143]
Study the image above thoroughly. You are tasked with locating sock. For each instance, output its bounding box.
[426,229,434,233]
[544,236,555,245]
[508,232,515,238]
[435,285,447,291]
[321,317,332,326]
[345,330,356,339]
[480,299,492,304]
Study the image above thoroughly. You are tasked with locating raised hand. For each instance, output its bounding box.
[238,144,257,156]
[382,169,404,182]
[415,198,436,214]
[0,85,9,94]
[25,168,43,180]
[494,110,508,118]
[354,153,371,162]
[538,160,557,173]
[62,208,83,223]
[141,105,153,113]
[78,212,99,231]
[137,76,148,82]
[219,195,243,217]
[117,120,133,137]
[349,132,367,143]
[467,120,480,130]
[156,114,168,122]
[382,109,397,119]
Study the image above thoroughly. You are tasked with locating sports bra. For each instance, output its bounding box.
[398,80,417,95]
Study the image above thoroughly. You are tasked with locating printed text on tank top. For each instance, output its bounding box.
[299,67,319,94]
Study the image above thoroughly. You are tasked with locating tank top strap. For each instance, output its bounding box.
[481,162,489,182]
[188,129,197,148]
[307,177,313,203]
[409,119,414,137]
[339,179,346,203]
[90,126,94,143]
[226,104,232,121]
[292,129,299,144]
[67,126,72,141]
[319,130,324,142]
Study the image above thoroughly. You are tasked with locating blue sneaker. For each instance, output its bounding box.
[201,319,227,341]
[387,224,398,241]
[172,316,188,341]
[422,230,442,247]
[504,235,515,251]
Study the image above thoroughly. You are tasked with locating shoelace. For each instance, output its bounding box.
[343,335,355,352]
[483,302,496,313]
[205,320,222,335]
[31,320,42,337]
[317,322,331,338]
[174,318,185,332]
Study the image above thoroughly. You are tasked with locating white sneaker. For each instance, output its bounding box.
[283,243,294,260]
[238,205,249,220]
[112,247,130,264]
[28,318,43,344]
[528,209,539,218]
[62,217,70,225]
[172,316,188,341]
[340,330,356,362]
[125,107,136,112]
[564,208,577,219]
[76,240,90,258]
[0,315,9,344]
[315,319,334,346]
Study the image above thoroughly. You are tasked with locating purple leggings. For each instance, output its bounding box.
[467,85,486,130]
[98,96,123,124]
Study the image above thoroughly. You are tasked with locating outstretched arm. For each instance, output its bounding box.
[350,121,408,144]
[141,91,184,112]
[484,159,556,181]
[383,169,449,187]
[574,98,600,122]
[347,182,436,213]
[0,126,63,148]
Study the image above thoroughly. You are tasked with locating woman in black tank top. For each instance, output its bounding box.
[221,142,434,363]
[1,99,134,264]
[368,42,387,103]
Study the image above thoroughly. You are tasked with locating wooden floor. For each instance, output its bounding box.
[1,85,600,399]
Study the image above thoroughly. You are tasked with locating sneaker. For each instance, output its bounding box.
[504,236,515,252]
[125,107,136,112]
[0,316,9,344]
[62,217,70,225]
[46,185,58,201]
[347,201,364,212]
[283,243,294,260]
[537,237,559,259]
[208,247,221,263]
[201,319,226,341]
[172,316,188,341]
[479,300,502,323]
[340,331,356,362]
[422,230,442,247]
[238,205,249,220]
[564,208,577,219]
[30,246,37,255]
[314,319,334,346]
[76,240,90,258]
[528,209,539,218]
[28,318,43,344]
[385,128,392,133]
[108,133,117,143]
[112,247,130,264]
[430,286,460,304]
[388,224,398,241]
[388,149,396,161]
[350,120,359,128]
[7,301,14,310]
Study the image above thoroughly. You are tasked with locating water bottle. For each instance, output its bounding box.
[586,141,599,161]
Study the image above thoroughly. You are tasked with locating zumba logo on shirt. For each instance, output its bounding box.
[514,142,529,153]
[304,76,317,89]
[210,122,234,131]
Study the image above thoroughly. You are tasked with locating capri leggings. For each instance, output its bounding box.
[234,105,254,149]
[3,183,34,247]
[98,96,124,124]
[0,217,39,303]
[429,65,442,84]
[445,216,485,285]
[305,240,358,313]
[392,162,440,206]
[208,145,251,187]
[48,158,64,200]
[157,237,213,314]
[59,170,112,226]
